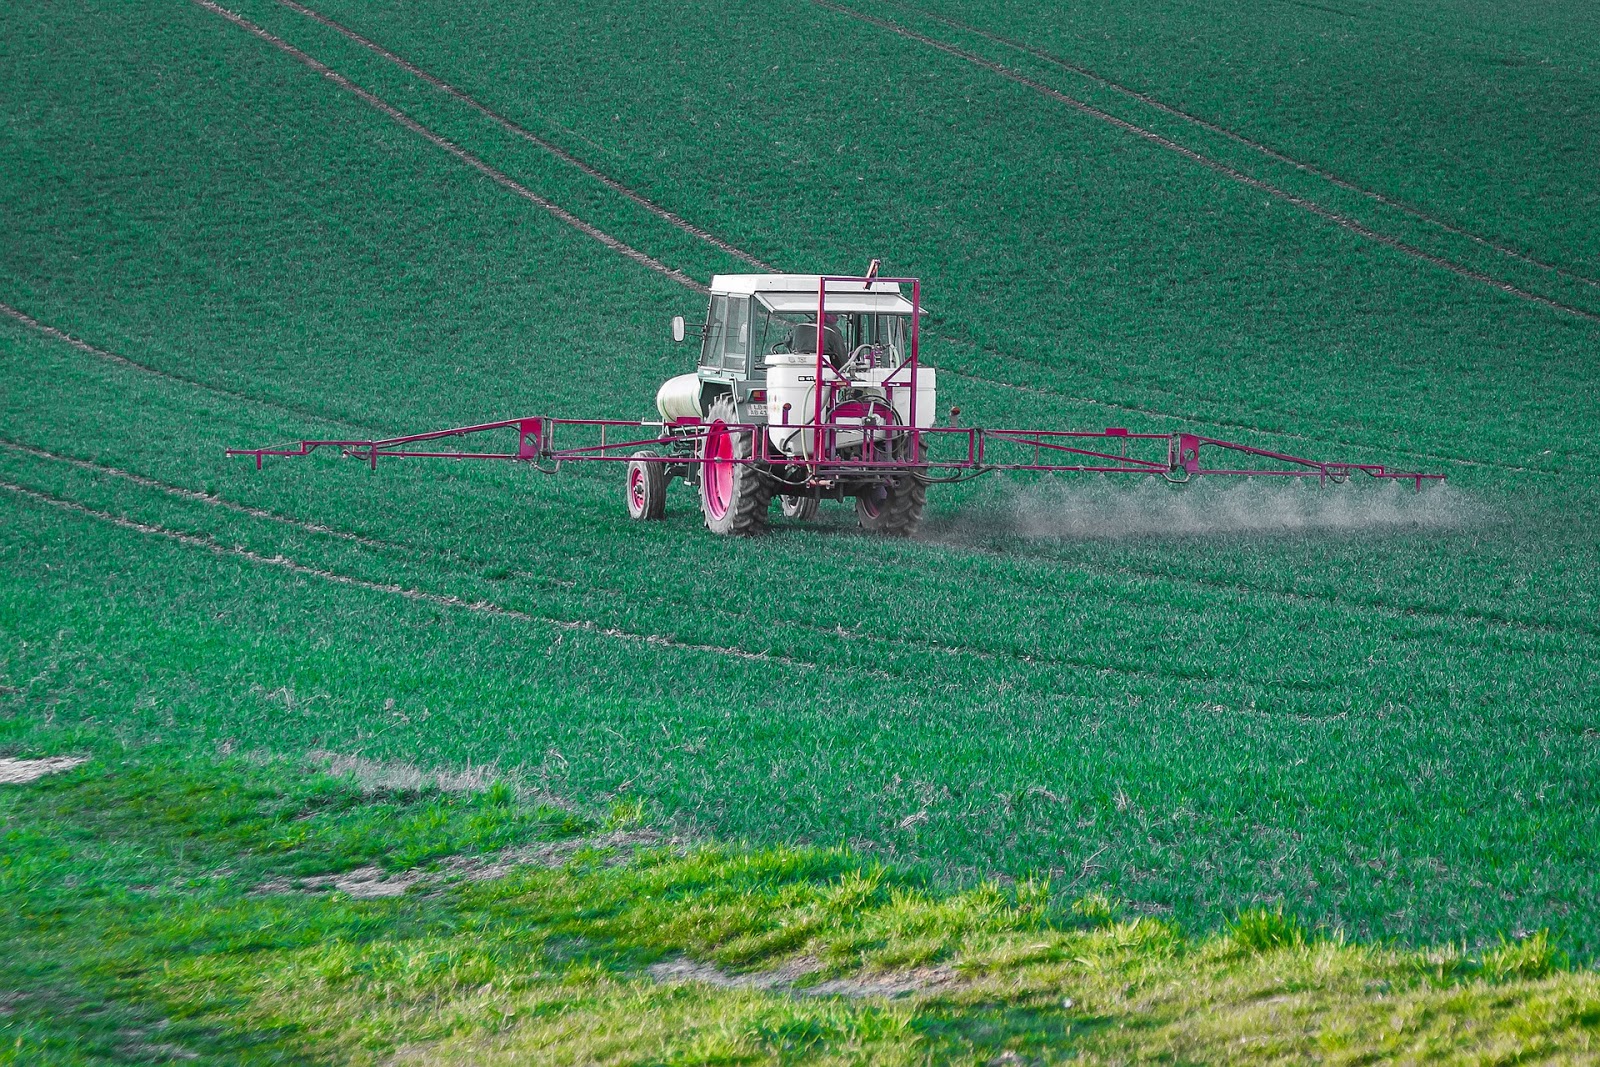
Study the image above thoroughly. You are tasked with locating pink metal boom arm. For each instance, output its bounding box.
[227,417,1445,490]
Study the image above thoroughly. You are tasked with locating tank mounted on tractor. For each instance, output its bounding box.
[637,268,936,535]
[228,265,1445,535]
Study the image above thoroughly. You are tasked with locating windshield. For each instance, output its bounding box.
[753,307,909,366]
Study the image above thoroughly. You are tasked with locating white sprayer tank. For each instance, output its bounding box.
[655,373,702,421]
[765,353,936,457]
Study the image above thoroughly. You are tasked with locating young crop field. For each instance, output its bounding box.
[3,0,1599,1059]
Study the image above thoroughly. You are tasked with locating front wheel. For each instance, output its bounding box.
[855,475,926,537]
[625,450,667,521]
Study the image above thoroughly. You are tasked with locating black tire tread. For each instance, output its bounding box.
[856,475,926,537]
[626,449,667,521]
[703,396,772,536]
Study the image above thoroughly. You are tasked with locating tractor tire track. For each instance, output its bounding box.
[888,0,1600,292]
[0,478,814,671]
[1,300,374,433]
[811,0,1600,324]
[272,0,777,273]
[0,474,1335,700]
[0,436,398,552]
[0,438,1180,684]
[190,0,707,294]
[7,441,1578,695]
[197,7,1563,477]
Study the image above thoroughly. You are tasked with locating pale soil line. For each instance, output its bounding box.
[189,6,1566,473]
[811,0,1600,324]
[891,0,1600,292]
[0,436,398,551]
[14,433,1576,671]
[0,479,812,670]
[273,0,777,273]
[649,956,957,999]
[0,300,372,432]
[189,0,707,295]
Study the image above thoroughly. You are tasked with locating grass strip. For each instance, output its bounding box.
[2,729,1597,1064]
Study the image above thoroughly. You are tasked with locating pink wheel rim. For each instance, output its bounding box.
[858,486,886,518]
[628,465,647,515]
[703,422,733,520]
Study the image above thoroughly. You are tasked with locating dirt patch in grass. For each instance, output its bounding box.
[251,829,666,897]
[0,756,87,784]
[648,955,959,999]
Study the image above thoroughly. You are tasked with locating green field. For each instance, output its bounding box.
[3,0,1599,1058]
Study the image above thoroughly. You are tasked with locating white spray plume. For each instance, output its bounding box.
[929,475,1491,543]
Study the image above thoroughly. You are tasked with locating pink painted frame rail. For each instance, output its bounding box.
[228,276,1446,491]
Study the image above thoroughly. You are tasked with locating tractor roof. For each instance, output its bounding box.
[709,274,917,315]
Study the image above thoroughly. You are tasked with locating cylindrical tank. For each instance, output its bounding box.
[765,353,816,456]
[655,373,703,421]
[765,357,939,457]
[890,366,937,430]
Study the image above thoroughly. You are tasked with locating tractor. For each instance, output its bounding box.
[627,270,934,536]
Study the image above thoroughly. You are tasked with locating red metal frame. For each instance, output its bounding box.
[228,419,1443,490]
[227,275,1446,491]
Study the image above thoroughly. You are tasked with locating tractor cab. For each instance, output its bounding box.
[709,275,914,368]
[661,274,923,428]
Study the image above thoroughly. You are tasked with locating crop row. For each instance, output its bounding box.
[893,0,1600,274]
[196,0,1600,465]
[6,472,1599,954]
[4,0,1596,479]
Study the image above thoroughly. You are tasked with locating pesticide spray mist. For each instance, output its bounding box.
[929,475,1490,544]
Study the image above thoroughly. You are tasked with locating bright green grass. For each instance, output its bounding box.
[1,0,1598,976]
[3,724,1597,1063]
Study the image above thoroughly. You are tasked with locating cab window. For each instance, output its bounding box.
[720,297,749,373]
[700,296,727,369]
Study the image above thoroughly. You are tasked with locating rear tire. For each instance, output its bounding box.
[780,494,819,522]
[700,395,772,536]
[625,450,667,521]
[855,475,926,537]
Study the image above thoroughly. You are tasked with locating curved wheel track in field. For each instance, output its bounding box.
[12,438,1589,668]
[0,436,400,551]
[0,473,1451,705]
[1,478,816,670]
[272,0,778,273]
[809,0,1600,324]
[886,0,1600,292]
[190,1,707,294]
[0,300,373,432]
[28,4,1565,489]
[266,0,1600,323]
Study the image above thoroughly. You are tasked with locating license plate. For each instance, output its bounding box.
[744,403,768,416]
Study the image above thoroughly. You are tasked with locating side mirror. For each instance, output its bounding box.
[671,315,686,343]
